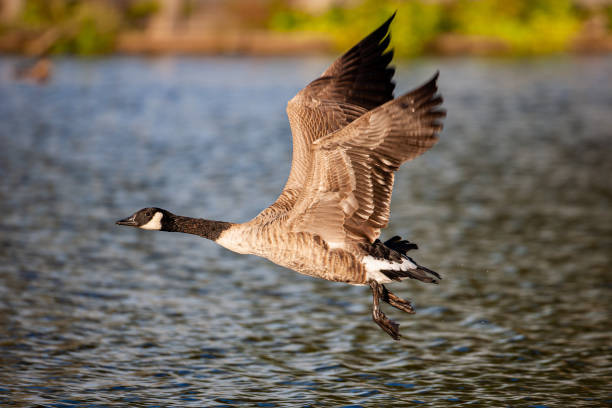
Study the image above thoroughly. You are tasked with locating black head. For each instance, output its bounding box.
[116,207,171,230]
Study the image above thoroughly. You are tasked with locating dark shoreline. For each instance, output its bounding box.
[2,31,612,57]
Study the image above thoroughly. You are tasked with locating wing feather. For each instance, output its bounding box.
[289,73,445,245]
[255,14,397,224]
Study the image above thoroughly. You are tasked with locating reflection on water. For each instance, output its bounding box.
[0,56,611,406]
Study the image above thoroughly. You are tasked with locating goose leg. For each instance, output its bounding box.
[378,284,415,314]
[369,281,401,340]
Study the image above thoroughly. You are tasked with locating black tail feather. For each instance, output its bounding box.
[383,236,418,254]
[415,264,441,281]
[380,265,441,284]
[369,235,441,284]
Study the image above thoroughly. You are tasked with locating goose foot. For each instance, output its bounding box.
[378,284,415,314]
[370,281,401,340]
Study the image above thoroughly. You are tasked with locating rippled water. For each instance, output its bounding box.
[0,55,610,407]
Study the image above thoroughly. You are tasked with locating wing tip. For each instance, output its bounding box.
[426,70,441,90]
[398,71,443,107]
[365,12,397,48]
[379,11,397,31]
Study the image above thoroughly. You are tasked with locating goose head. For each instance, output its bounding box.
[116,207,172,231]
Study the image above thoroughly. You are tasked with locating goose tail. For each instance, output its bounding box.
[363,236,441,284]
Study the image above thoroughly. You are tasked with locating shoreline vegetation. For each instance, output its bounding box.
[1,0,612,57]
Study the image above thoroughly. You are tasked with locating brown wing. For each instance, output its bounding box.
[255,14,397,223]
[284,12,396,191]
[288,73,445,246]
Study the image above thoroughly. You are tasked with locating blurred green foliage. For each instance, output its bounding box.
[126,0,159,21]
[124,0,159,29]
[18,0,120,55]
[2,0,604,56]
[126,0,159,20]
[447,0,580,54]
[270,1,443,56]
[269,0,583,56]
[605,5,612,29]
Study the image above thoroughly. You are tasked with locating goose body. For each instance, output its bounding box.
[117,13,445,340]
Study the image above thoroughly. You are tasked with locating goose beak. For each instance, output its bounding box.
[116,215,137,227]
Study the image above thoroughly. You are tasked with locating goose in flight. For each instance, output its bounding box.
[117,13,445,340]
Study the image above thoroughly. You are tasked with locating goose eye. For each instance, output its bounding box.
[145,211,152,217]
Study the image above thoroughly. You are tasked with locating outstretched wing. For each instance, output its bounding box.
[287,74,445,246]
[255,14,396,223]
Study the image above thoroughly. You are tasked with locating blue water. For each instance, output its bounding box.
[0,55,611,406]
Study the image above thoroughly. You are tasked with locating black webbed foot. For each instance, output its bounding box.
[378,284,415,314]
[370,281,401,340]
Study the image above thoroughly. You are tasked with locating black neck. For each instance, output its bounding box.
[164,215,232,241]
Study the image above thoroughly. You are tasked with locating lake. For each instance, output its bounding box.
[0,55,611,407]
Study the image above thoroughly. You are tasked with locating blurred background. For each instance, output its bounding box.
[1,0,612,57]
[1,1,611,407]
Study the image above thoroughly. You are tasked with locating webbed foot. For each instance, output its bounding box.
[378,284,415,314]
[370,281,401,340]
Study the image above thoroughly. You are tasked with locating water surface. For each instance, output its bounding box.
[0,56,611,406]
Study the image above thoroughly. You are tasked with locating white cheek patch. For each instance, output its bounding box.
[140,212,163,230]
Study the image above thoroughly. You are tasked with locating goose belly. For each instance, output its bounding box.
[218,227,367,284]
[266,236,367,284]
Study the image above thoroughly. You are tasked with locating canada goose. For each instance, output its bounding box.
[14,58,52,84]
[117,13,445,340]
